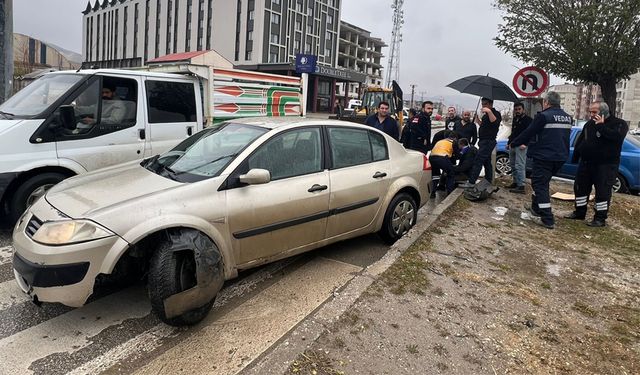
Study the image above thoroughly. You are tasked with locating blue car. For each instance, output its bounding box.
[495,126,640,194]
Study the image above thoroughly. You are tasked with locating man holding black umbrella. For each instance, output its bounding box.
[460,97,502,188]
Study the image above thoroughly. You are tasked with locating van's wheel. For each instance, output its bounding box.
[9,173,66,224]
[148,234,220,326]
[379,193,417,245]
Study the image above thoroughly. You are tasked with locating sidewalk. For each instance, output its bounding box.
[244,178,640,374]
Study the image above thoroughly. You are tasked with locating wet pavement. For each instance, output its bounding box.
[0,195,445,375]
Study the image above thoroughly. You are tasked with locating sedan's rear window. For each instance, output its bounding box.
[328,128,388,169]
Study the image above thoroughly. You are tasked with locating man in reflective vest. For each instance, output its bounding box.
[511,91,572,229]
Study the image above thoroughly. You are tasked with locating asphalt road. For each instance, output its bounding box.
[0,197,443,375]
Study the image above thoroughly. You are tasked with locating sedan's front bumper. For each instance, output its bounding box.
[12,207,129,307]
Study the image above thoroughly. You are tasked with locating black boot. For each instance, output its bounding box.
[506,182,517,189]
[564,211,586,220]
[586,218,606,227]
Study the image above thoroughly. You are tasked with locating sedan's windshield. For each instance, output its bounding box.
[0,74,84,117]
[145,123,268,182]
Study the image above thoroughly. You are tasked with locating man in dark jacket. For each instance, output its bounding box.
[445,107,462,132]
[511,92,572,229]
[456,110,478,146]
[507,102,533,194]
[460,97,502,188]
[364,101,399,140]
[565,102,629,227]
[402,108,429,153]
[454,138,478,183]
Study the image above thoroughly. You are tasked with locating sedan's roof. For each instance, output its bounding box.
[228,116,372,130]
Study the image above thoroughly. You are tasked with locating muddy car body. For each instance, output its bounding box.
[12,118,431,325]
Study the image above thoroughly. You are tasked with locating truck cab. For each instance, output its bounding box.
[0,69,203,223]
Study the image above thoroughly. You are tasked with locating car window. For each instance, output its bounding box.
[572,130,582,147]
[329,127,374,169]
[248,127,322,180]
[369,131,388,161]
[145,80,197,123]
[54,76,138,139]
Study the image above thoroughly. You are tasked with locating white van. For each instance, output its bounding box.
[0,66,304,223]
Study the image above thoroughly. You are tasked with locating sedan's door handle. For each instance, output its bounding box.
[308,184,328,193]
[373,172,387,179]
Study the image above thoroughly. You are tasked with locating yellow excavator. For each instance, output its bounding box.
[340,81,404,130]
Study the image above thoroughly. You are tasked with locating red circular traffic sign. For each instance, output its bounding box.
[512,66,548,97]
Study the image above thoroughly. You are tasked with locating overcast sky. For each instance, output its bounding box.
[13,0,551,109]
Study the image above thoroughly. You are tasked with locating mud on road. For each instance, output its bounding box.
[287,178,640,375]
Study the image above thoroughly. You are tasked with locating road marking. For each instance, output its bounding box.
[0,286,150,375]
[64,259,297,375]
[133,257,361,375]
[0,279,28,311]
[0,246,13,266]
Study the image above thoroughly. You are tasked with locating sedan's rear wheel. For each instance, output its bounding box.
[148,235,218,326]
[613,173,629,194]
[379,193,417,245]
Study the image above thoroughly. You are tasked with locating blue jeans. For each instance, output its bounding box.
[468,139,496,184]
[509,146,527,187]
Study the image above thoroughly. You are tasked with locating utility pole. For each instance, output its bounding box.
[409,84,417,109]
[0,0,13,103]
[384,0,404,88]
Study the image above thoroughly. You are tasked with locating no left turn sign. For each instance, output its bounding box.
[512,66,548,97]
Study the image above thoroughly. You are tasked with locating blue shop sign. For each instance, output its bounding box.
[295,54,317,73]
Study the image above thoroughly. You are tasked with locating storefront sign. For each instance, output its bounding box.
[314,65,367,83]
[295,54,317,74]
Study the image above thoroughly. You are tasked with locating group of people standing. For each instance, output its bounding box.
[364,91,629,230]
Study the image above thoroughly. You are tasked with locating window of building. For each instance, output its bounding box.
[306,24,312,34]
[173,0,179,53]
[145,80,197,123]
[272,13,280,24]
[295,20,301,30]
[294,40,300,51]
[144,0,150,62]
[272,0,280,4]
[327,14,333,24]
[248,31,253,41]
[246,50,252,60]
[305,42,311,53]
[249,10,254,20]
[134,3,139,58]
[269,52,278,63]
[271,34,279,44]
[206,0,213,49]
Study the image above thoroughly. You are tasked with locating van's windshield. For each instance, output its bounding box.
[0,74,84,118]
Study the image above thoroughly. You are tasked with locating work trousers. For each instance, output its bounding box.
[509,146,527,187]
[530,159,564,226]
[468,139,496,184]
[429,155,455,193]
[573,161,617,220]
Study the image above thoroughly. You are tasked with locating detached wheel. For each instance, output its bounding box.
[379,193,417,245]
[9,173,66,224]
[495,154,511,176]
[613,173,629,194]
[148,233,220,326]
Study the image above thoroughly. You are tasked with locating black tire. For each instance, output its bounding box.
[378,193,417,245]
[9,173,66,224]
[148,236,218,326]
[613,173,629,194]
[495,154,511,176]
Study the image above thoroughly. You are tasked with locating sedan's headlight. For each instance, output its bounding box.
[32,220,114,245]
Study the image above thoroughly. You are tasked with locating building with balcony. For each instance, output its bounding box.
[547,84,578,118]
[335,20,385,101]
[616,72,640,129]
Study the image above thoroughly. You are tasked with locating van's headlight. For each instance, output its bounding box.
[32,220,114,245]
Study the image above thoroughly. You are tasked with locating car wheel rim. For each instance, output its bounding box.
[391,200,415,236]
[613,177,621,192]
[178,255,197,291]
[27,184,55,207]
[496,157,510,175]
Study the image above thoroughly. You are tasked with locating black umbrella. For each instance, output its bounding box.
[446,75,518,102]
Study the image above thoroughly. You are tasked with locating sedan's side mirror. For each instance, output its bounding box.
[239,169,271,185]
[58,105,76,130]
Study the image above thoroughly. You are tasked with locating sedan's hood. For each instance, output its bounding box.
[46,163,181,218]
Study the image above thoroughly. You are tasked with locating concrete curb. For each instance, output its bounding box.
[241,188,465,374]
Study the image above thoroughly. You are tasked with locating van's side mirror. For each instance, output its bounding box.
[58,105,76,130]
[239,169,271,185]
